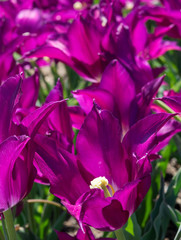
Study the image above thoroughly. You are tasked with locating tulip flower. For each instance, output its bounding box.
[72,60,164,133]
[35,103,179,231]
[124,6,181,60]
[15,78,74,184]
[25,9,153,85]
[0,75,36,213]
[0,135,33,213]
[0,74,67,211]
[0,73,68,240]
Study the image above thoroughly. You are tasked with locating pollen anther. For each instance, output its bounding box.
[73,1,83,10]
[90,176,108,190]
[90,177,113,198]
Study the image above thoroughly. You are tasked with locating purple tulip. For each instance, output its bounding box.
[72,60,163,133]
[35,103,178,231]
[0,73,69,211]
[124,6,181,60]
[17,79,74,184]
[0,75,36,212]
[140,6,181,39]
[0,135,35,213]
[24,7,153,85]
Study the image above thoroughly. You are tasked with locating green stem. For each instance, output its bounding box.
[154,99,181,122]
[26,200,35,233]
[25,199,66,211]
[1,216,8,240]
[114,228,126,240]
[3,209,17,240]
[0,229,5,240]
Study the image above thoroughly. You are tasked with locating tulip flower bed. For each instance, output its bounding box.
[1,0,181,240]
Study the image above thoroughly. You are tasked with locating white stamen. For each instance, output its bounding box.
[90,176,108,190]
[73,1,83,10]
[101,16,107,27]
[125,1,134,10]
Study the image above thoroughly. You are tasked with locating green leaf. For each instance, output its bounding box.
[174,224,181,240]
[124,213,142,240]
[166,167,181,206]
[17,228,40,240]
[141,177,166,240]
[47,211,67,240]
[163,203,181,227]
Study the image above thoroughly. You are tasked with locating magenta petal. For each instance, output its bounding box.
[24,40,72,66]
[72,87,115,115]
[21,100,65,138]
[136,155,152,178]
[56,226,112,240]
[151,120,181,154]
[56,227,96,240]
[16,9,44,35]
[0,75,21,141]
[131,19,147,55]
[56,231,74,240]
[68,106,86,129]
[68,16,101,65]
[100,60,136,132]
[33,155,49,185]
[76,227,95,240]
[79,190,129,231]
[24,40,99,82]
[148,37,181,60]
[102,23,135,69]
[45,81,74,144]
[19,70,40,109]
[130,75,164,125]
[114,175,151,215]
[34,134,88,203]
[0,135,30,212]
[76,104,130,188]
[123,113,176,159]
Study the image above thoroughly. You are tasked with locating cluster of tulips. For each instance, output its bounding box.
[1,0,181,239]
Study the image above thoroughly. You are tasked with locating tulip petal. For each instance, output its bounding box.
[78,190,129,231]
[77,104,127,188]
[21,100,65,138]
[0,75,21,141]
[0,135,30,212]
[123,113,175,159]
[100,60,136,132]
[34,134,88,203]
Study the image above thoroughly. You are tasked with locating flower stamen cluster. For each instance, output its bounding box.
[90,177,114,198]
